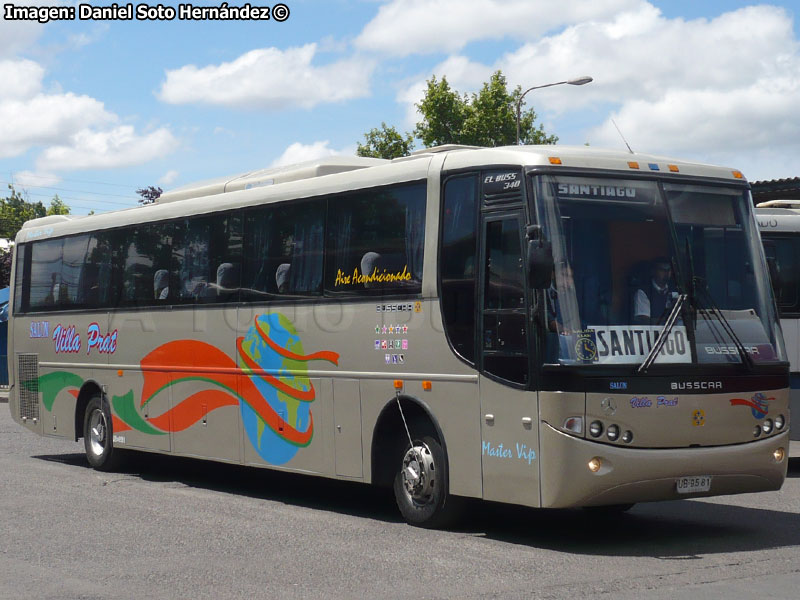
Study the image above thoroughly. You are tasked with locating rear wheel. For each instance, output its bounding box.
[83,395,123,471]
[393,434,460,528]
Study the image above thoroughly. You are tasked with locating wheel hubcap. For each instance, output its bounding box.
[88,410,107,457]
[401,442,436,504]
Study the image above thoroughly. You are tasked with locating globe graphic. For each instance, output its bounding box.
[239,313,312,464]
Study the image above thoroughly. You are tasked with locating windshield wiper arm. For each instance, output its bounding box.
[695,281,755,370]
[638,293,688,373]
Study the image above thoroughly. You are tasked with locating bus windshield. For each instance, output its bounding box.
[535,175,785,367]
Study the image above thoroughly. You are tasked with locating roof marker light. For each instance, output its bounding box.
[548,157,562,165]
[648,163,660,171]
[668,164,679,172]
[732,170,744,179]
[627,161,640,169]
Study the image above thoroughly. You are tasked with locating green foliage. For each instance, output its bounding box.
[357,70,558,157]
[0,185,71,241]
[47,194,71,216]
[413,76,468,148]
[357,122,415,159]
[415,71,558,147]
[0,185,46,239]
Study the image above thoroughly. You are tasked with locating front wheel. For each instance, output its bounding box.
[83,395,123,471]
[393,435,460,528]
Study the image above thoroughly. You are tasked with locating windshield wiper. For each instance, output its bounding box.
[693,279,755,371]
[638,293,688,373]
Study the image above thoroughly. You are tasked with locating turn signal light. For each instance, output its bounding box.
[588,457,603,473]
[773,447,785,462]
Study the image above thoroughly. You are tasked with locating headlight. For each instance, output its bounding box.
[761,419,773,435]
[621,430,634,444]
[607,424,620,441]
[589,421,603,437]
[562,416,584,435]
[774,414,785,430]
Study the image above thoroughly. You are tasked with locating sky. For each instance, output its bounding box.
[1,0,799,215]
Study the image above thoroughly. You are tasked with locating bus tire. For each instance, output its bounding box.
[83,395,123,472]
[393,434,460,528]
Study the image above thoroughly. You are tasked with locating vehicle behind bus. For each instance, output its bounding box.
[757,202,800,441]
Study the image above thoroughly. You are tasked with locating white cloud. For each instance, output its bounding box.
[36,126,179,171]
[0,93,116,158]
[10,170,61,189]
[0,59,44,100]
[500,4,799,114]
[158,44,374,109]
[355,0,639,56]
[270,141,356,167]
[157,169,179,186]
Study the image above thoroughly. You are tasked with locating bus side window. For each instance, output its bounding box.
[440,175,478,364]
[764,236,800,314]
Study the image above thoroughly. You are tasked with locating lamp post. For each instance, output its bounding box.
[515,76,593,145]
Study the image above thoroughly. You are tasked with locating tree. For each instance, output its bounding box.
[356,70,557,159]
[47,194,71,216]
[416,71,558,147]
[136,186,163,205]
[0,185,46,240]
[357,122,414,159]
[0,185,72,287]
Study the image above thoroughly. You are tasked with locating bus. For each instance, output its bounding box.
[756,201,800,441]
[8,145,789,527]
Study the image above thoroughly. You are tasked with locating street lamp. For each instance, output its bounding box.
[515,76,593,145]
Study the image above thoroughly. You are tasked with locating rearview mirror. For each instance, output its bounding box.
[526,225,553,289]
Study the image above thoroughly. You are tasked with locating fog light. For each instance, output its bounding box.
[607,424,620,441]
[563,416,584,435]
[773,447,785,462]
[589,421,603,437]
[621,430,634,444]
[588,457,603,472]
[775,414,785,430]
[753,425,761,438]
[762,419,774,435]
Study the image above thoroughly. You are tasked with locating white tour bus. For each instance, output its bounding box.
[757,200,800,441]
[8,145,789,527]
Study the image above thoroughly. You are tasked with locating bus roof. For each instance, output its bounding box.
[16,145,748,243]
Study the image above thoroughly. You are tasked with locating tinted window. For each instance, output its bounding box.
[763,235,800,314]
[173,213,242,304]
[242,200,324,299]
[29,238,63,311]
[440,175,478,363]
[119,223,174,307]
[13,243,27,313]
[325,182,426,295]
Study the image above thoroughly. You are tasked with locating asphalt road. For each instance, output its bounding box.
[1,403,799,600]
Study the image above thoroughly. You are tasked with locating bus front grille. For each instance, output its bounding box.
[17,354,39,421]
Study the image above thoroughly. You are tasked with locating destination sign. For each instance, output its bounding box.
[587,324,691,364]
[554,179,657,204]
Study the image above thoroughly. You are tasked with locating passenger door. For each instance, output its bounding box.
[478,211,541,507]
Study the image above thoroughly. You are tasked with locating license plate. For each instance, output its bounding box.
[676,475,712,494]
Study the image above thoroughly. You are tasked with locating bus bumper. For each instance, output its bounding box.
[539,423,789,508]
